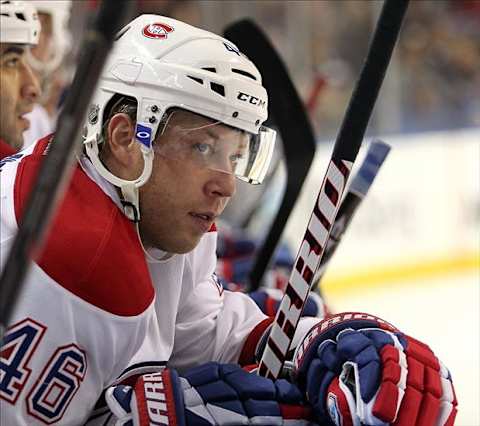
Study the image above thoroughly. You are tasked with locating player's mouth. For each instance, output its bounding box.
[189,211,216,232]
[17,113,31,131]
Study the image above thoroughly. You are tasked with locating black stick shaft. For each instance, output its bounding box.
[333,1,407,162]
[0,0,135,342]
[259,0,409,379]
[224,20,316,291]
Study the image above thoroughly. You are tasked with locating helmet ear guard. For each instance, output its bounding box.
[85,136,154,222]
[83,14,276,222]
[84,94,159,222]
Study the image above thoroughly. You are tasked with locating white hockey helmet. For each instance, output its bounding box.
[84,15,276,221]
[25,0,72,75]
[0,0,40,45]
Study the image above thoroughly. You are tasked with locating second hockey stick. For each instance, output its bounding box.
[258,0,409,379]
[312,139,391,291]
[224,20,317,291]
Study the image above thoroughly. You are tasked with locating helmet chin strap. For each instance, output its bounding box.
[135,225,174,262]
[84,135,154,222]
[83,137,173,262]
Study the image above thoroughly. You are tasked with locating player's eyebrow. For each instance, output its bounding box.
[205,128,220,141]
[205,124,245,141]
[0,46,25,57]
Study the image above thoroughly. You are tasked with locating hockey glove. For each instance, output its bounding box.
[292,312,457,426]
[106,361,317,425]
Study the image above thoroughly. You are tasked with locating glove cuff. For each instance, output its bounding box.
[293,313,398,380]
[255,317,322,369]
[133,369,186,426]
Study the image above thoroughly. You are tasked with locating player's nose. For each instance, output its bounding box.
[205,170,236,199]
[20,62,40,103]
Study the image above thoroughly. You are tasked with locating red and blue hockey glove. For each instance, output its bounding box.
[106,362,317,425]
[292,312,457,426]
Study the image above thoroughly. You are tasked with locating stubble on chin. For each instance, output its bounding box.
[9,133,23,151]
[139,224,200,255]
[0,127,23,151]
[0,107,23,151]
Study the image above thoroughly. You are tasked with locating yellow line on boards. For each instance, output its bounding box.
[321,252,480,296]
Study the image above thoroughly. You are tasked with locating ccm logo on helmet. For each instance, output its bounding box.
[237,92,266,108]
[142,23,174,39]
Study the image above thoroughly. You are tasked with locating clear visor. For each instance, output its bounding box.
[153,110,276,184]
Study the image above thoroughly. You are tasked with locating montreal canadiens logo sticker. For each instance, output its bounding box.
[142,23,174,39]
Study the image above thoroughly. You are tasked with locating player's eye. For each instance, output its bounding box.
[193,142,214,156]
[230,152,245,164]
[2,56,21,69]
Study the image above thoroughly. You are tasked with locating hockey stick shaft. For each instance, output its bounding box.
[258,0,409,379]
[224,20,316,291]
[0,0,135,342]
[313,139,391,289]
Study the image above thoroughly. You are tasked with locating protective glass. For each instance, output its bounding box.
[153,110,276,184]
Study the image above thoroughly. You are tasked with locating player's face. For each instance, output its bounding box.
[0,44,40,150]
[30,12,53,64]
[139,110,237,253]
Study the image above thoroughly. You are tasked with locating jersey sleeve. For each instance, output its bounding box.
[0,139,156,424]
[168,231,270,372]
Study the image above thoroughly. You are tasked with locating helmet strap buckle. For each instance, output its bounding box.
[121,199,140,223]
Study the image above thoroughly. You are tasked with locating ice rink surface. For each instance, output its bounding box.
[324,270,479,426]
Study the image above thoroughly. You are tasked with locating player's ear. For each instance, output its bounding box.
[105,113,143,179]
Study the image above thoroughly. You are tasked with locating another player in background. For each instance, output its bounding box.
[215,221,328,317]
[0,0,40,158]
[22,0,72,148]
[0,13,457,426]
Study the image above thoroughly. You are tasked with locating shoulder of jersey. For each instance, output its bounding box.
[12,136,154,316]
[0,139,16,159]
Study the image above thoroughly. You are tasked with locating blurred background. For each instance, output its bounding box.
[66,1,479,424]
[69,0,480,137]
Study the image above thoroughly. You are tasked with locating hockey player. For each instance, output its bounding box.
[0,14,457,425]
[22,0,72,147]
[0,0,40,158]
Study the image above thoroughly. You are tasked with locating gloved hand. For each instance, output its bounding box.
[292,312,457,426]
[106,362,317,425]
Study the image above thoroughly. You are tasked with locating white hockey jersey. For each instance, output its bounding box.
[0,136,270,425]
[22,104,56,149]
